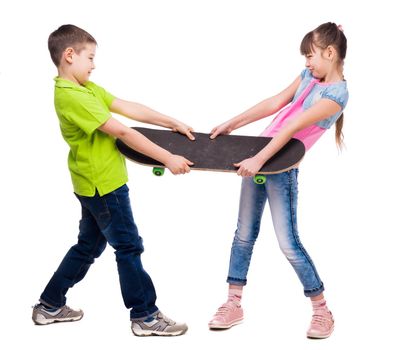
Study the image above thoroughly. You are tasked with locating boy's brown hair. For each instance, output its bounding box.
[48,24,97,67]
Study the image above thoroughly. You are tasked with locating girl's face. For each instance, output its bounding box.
[304,45,329,80]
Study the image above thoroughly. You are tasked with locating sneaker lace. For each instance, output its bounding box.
[215,302,237,316]
[158,312,175,325]
[311,310,332,327]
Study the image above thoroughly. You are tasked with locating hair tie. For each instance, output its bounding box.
[337,24,344,32]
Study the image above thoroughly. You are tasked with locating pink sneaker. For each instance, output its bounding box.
[208,301,244,329]
[306,308,334,339]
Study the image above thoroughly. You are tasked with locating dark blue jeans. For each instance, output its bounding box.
[40,185,158,319]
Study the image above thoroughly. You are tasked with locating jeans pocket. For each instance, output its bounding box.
[98,211,111,230]
[96,197,112,230]
[288,168,299,189]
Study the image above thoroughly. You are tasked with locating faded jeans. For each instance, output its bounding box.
[227,169,324,297]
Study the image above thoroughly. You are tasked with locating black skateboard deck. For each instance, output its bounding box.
[116,127,305,184]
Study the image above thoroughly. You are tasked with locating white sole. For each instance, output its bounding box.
[132,329,187,337]
[208,318,243,330]
[33,314,83,325]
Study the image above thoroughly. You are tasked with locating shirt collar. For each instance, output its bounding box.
[54,77,92,92]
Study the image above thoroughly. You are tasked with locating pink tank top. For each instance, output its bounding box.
[260,79,326,151]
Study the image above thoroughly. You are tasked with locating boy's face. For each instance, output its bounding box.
[68,43,96,85]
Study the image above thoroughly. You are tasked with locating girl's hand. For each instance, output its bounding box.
[209,121,234,139]
[172,122,195,141]
[164,154,194,175]
[234,156,265,177]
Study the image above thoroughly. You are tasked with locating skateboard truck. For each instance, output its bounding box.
[152,167,165,176]
[253,175,266,185]
[152,166,266,185]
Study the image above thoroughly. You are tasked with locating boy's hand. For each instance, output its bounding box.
[210,121,233,139]
[172,123,195,141]
[234,156,265,177]
[164,155,194,175]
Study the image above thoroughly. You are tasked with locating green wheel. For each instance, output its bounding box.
[152,167,165,176]
[253,175,266,185]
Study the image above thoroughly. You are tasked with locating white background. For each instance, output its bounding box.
[1,0,410,349]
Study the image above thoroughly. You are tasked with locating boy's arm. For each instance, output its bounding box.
[210,75,301,139]
[110,98,195,140]
[99,117,193,174]
[234,98,342,177]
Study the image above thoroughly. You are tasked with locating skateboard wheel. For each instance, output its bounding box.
[153,167,165,176]
[253,175,266,185]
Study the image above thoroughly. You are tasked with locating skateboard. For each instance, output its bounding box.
[116,127,305,184]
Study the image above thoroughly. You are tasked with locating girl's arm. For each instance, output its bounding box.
[210,75,301,139]
[109,98,195,140]
[235,98,342,177]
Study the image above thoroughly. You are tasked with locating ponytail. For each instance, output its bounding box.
[335,113,344,150]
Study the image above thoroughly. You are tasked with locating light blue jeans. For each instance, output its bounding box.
[227,169,324,297]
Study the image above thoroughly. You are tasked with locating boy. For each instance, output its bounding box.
[32,24,194,337]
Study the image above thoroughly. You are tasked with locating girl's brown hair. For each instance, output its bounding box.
[300,22,347,149]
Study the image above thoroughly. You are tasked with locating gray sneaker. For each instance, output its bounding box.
[32,304,84,325]
[131,311,188,336]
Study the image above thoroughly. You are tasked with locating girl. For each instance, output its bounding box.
[208,22,348,339]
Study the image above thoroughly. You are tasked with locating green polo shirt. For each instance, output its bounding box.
[54,77,128,196]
